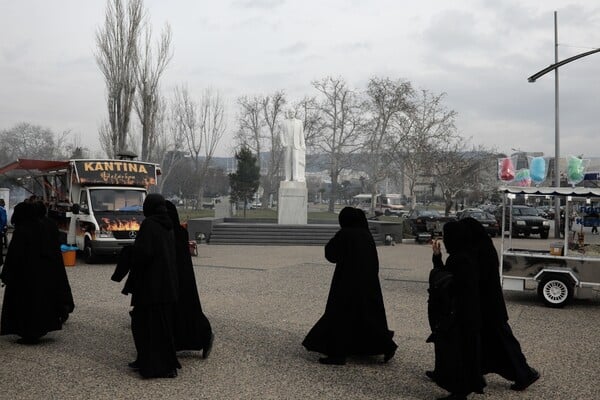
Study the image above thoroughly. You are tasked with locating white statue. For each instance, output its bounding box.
[280,110,306,182]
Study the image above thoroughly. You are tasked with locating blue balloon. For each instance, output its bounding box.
[530,157,546,183]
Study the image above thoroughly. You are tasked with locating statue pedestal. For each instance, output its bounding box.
[278,181,307,225]
[214,196,232,218]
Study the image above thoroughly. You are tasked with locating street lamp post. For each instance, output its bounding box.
[528,11,600,238]
[553,11,561,239]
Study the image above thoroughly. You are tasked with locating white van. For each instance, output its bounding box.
[352,193,405,216]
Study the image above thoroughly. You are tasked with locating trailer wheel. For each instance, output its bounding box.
[538,274,573,308]
[83,238,96,264]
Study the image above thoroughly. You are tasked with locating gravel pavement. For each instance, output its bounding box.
[1,238,599,399]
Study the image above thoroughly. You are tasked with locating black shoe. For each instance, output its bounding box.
[425,370,436,381]
[318,356,346,365]
[383,348,396,363]
[161,370,177,378]
[203,333,214,359]
[510,368,540,391]
[128,360,139,370]
[17,337,39,345]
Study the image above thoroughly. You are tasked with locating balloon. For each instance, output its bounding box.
[499,157,515,181]
[567,156,585,186]
[529,157,546,184]
[514,169,531,187]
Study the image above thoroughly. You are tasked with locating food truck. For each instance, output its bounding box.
[0,158,160,263]
[499,186,600,307]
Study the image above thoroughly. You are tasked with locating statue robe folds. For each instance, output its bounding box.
[281,117,306,183]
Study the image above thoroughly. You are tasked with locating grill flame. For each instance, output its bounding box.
[101,217,140,231]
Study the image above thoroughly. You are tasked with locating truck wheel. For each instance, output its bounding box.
[83,239,96,264]
[540,231,549,239]
[538,274,573,308]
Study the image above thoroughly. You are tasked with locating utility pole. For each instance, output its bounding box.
[553,11,561,238]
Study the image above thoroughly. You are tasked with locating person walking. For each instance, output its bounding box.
[459,217,539,392]
[0,202,64,344]
[302,207,397,365]
[428,221,486,400]
[127,194,180,379]
[0,199,7,249]
[165,200,214,357]
[33,201,75,322]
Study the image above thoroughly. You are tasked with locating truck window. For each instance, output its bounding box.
[89,189,145,213]
[80,191,90,213]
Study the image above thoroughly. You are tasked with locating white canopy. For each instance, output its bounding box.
[498,186,600,197]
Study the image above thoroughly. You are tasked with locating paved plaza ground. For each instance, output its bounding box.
[0,238,599,399]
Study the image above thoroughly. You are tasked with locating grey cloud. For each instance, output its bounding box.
[335,41,372,52]
[277,42,308,55]
[231,0,285,9]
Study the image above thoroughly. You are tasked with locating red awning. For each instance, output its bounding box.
[0,159,70,175]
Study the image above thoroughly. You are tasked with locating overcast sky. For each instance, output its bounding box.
[1,0,599,158]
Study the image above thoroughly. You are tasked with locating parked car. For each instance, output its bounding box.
[494,205,551,239]
[533,207,548,219]
[457,208,499,237]
[537,205,556,220]
[406,208,456,237]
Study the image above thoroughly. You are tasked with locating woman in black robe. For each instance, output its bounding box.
[128,194,181,378]
[459,217,539,391]
[428,221,486,400]
[165,200,214,357]
[33,201,75,322]
[302,207,397,365]
[0,202,63,343]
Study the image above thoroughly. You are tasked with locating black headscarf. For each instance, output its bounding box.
[442,220,469,254]
[165,200,180,226]
[33,201,48,219]
[338,207,356,228]
[11,202,36,226]
[353,208,369,230]
[143,194,168,217]
[338,207,370,230]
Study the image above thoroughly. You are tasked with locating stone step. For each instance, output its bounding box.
[207,222,382,246]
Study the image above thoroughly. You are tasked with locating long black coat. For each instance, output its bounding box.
[130,214,178,307]
[39,215,75,320]
[302,221,397,358]
[0,207,63,339]
[129,211,180,378]
[166,202,213,352]
[428,220,485,396]
[459,217,534,383]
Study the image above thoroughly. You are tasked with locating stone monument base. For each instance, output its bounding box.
[278,181,307,225]
[214,195,232,218]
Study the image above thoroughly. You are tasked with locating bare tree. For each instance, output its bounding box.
[432,139,492,215]
[392,90,457,208]
[292,96,323,151]
[361,77,413,213]
[135,22,172,161]
[95,0,144,157]
[171,86,226,207]
[312,76,364,212]
[196,88,227,202]
[0,123,68,163]
[260,91,286,208]
[236,96,265,158]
